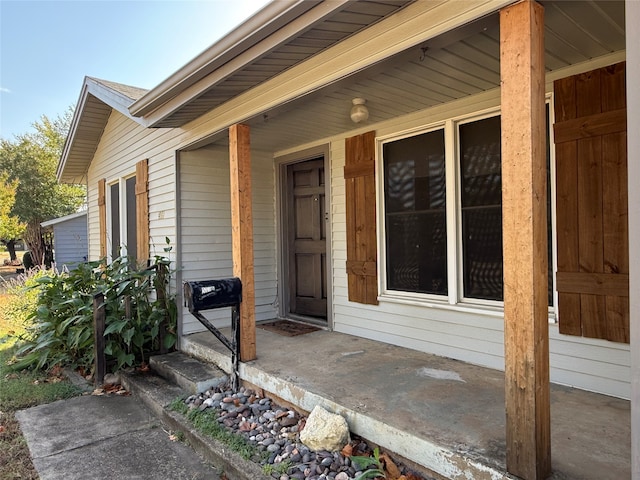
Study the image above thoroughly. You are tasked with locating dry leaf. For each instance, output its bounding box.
[92,388,105,396]
[380,453,402,479]
[341,444,353,457]
[404,474,423,480]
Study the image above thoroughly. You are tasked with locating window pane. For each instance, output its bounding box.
[126,176,137,261]
[110,183,120,260]
[460,116,503,300]
[383,129,447,294]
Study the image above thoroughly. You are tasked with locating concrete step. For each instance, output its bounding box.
[120,368,269,480]
[150,351,228,394]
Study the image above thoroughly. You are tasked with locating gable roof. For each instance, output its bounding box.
[58,0,626,181]
[57,0,413,182]
[57,77,148,182]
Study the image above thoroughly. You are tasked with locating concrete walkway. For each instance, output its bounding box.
[16,394,220,480]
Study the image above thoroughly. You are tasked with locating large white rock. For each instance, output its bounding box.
[300,405,350,452]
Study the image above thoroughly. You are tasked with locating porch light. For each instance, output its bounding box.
[350,98,369,123]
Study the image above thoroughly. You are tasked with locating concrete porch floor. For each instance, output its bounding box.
[180,327,630,480]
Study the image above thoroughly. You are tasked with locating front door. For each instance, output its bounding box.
[286,158,327,321]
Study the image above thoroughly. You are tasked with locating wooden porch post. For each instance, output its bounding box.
[500,1,551,479]
[627,2,640,478]
[229,123,257,361]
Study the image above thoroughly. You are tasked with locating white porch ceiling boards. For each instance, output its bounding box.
[59,0,628,182]
[150,0,414,128]
[229,0,626,153]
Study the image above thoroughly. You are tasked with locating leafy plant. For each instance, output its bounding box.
[351,447,386,479]
[12,247,177,375]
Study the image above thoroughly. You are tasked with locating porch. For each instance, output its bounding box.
[180,326,630,480]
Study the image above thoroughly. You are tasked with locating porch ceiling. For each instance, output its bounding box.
[146,0,415,128]
[196,0,625,153]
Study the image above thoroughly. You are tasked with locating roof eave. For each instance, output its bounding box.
[41,211,87,227]
[128,0,320,119]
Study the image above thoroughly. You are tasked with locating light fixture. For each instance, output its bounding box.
[350,98,369,123]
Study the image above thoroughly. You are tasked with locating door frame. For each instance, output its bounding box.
[275,144,332,328]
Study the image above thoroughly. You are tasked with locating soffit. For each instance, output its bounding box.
[149,0,415,128]
[204,0,626,153]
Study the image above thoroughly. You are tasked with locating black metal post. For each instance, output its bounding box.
[93,293,106,386]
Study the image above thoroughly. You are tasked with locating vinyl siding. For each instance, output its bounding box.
[82,62,630,398]
[279,86,631,399]
[51,215,88,269]
[179,146,277,335]
[87,110,179,267]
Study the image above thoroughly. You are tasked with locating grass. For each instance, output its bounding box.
[0,279,83,479]
[0,250,25,294]
[169,397,292,477]
[170,398,260,461]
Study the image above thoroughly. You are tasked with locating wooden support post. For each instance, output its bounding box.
[93,293,106,386]
[229,124,257,361]
[627,3,640,478]
[500,1,551,479]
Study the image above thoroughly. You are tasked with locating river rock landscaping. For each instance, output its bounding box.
[182,383,432,480]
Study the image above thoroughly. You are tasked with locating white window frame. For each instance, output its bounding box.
[377,98,558,318]
[106,173,136,262]
[455,109,504,308]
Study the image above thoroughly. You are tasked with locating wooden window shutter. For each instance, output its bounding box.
[98,178,107,258]
[344,131,378,305]
[135,159,150,264]
[553,62,629,343]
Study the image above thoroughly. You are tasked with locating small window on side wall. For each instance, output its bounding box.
[107,175,137,262]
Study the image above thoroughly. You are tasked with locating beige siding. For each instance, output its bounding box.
[179,147,277,335]
[87,110,180,265]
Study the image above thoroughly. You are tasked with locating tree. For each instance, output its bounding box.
[0,109,85,266]
[0,173,26,261]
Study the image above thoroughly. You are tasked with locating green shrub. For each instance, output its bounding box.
[3,268,52,334]
[13,250,177,375]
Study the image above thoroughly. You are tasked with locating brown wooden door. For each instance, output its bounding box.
[553,62,629,342]
[287,158,327,319]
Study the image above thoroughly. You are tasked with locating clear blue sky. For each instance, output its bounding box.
[0,0,271,140]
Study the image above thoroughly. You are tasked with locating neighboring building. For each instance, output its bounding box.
[41,212,88,270]
[56,1,639,478]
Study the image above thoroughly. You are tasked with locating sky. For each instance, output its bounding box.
[0,0,272,140]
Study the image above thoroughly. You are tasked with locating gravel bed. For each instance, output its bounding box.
[184,383,432,480]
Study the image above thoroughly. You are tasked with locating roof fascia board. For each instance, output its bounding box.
[86,79,143,119]
[58,81,92,180]
[173,0,515,146]
[41,211,87,227]
[129,0,323,118]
